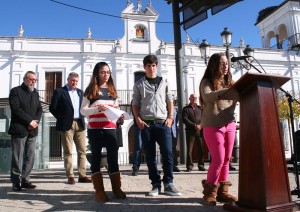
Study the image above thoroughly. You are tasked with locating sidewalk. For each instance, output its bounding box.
[0,164,299,211]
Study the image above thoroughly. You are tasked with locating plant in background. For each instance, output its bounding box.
[277,95,300,120]
[277,93,300,161]
[277,93,300,148]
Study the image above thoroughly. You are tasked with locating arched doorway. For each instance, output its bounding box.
[127,71,146,164]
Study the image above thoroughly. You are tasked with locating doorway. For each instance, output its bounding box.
[45,72,62,103]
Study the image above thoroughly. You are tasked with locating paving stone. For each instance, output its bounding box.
[0,164,298,211]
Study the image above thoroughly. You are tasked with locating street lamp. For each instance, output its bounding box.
[199,39,211,65]
[232,45,255,70]
[221,27,232,66]
[243,44,254,58]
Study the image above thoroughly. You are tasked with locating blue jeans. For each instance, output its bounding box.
[141,122,173,186]
[87,129,119,174]
[132,125,142,171]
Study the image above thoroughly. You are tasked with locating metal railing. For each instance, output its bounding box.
[38,89,178,105]
[38,90,53,103]
[117,90,133,105]
[50,151,161,165]
[271,33,300,50]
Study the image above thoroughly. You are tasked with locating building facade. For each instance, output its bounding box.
[0,0,299,169]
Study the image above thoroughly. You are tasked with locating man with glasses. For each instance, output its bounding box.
[9,71,42,191]
[182,94,206,172]
[50,72,91,184]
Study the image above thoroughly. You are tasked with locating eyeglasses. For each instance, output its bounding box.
[27,78,38,82]
[99,71,110,75]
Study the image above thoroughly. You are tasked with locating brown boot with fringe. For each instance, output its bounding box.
[202,179,219,206]
[216,181,237,203]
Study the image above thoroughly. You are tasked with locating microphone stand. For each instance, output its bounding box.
[245,59,300,197]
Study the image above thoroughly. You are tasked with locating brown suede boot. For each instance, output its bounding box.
[202,179,219,206]
[216,181,237,203]
[91,172,109,202]
[109,172,126,199]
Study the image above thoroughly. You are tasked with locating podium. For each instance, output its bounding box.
[221,72,297,211]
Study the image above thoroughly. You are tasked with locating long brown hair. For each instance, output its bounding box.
[200,52,234,106]
[84,62,117,100]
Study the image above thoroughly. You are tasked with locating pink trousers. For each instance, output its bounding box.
[203,122,236,185]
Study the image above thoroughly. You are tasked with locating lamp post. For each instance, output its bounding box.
[243,44,255,69]
[243,44,254,58]
[221,27,236,163]
[221,27,232,66]
[233,45,255,71]
[199,39,211,65]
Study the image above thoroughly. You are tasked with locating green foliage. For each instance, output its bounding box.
[277,96,300,120]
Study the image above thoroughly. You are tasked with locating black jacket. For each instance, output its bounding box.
[8,83,42,137]
[49,85,85,131]
[182,104,202,134]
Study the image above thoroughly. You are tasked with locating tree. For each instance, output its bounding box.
[277,95,300,120]
[277,93,300,159]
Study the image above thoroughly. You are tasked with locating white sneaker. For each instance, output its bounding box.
[148,186,161,196]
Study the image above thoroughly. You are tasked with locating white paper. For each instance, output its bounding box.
[103,106,130,124]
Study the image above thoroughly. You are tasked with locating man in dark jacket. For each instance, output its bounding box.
[171,105,180,172]
[49,72,91,184]
[182,94,205,172]
[9,71,42,191]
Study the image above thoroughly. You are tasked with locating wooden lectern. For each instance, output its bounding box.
[221,72,297,211]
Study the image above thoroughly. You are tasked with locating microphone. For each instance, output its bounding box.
[231,56,251,63]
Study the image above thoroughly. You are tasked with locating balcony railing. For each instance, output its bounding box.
[271,33,300,50]
[38,89,178,105]
[38,90,53,103]
[117,90,133,105]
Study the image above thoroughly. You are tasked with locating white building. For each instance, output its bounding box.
[0,0,299,170]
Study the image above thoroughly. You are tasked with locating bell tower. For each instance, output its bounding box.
[118,0,161,54]
[256,0,300,49]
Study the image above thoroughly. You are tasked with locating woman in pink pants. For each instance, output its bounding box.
[199,52,239,206]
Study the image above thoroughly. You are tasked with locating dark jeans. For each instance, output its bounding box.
[132,125,143,171]
[11,135,36,184]
[186,130,204,169]
[87,129,119,174]
[172,136,179,166]
[141,122,173,186]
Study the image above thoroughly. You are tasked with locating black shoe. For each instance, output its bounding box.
[198,165,206,171]
[186,168,193,172]
[12,183,22,191]
[173,166,180,172]
[78,176,92,183]
[229,164,237,171]
[21,182,37,189]
[132,170,139,176]
[67,177,76,184]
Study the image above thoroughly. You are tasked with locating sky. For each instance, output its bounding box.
[0,0,284,48]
